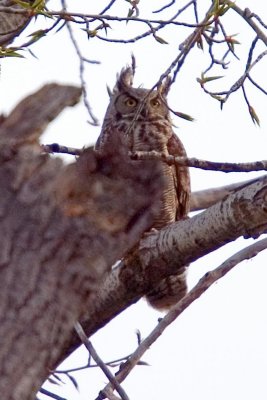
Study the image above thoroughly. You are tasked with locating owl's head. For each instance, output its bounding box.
[107,64,172,121]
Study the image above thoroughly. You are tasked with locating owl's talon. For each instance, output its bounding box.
[143,228,159,237]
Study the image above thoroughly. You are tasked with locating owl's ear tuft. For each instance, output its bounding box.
[158,76,172,96]
[106,85,113,98]
[115,66,134,92]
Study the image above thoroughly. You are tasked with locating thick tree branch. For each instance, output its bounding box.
[190,175,265,211]
[59,175,267,365]
[0,84,82,146]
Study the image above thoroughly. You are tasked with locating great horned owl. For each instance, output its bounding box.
[95,65,191,310]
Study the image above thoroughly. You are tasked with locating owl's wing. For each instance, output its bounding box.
[167,133,191,219]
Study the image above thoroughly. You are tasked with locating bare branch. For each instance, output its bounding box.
[99,0,118,16]
[99,237,267,397]
[38,388,67,400]
[153,0,176,14]
[190,175,265,211]
[131,151,267,172]
[41,144,267,213]
[229,4,267,47]
[42,146,267,173]
[42,143,82,156]
[74,322,129,400]
[61,0,99,126]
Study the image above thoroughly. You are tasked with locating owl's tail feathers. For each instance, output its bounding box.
[145,269,187,311]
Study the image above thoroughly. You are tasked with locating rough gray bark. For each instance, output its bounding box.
[190,175,265,211]
[0,84,162,400]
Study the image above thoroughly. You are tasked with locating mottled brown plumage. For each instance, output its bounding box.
[95,65,190,310]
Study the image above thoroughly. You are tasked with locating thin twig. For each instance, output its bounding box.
[39,388,67,400]
[99,238,267,397]
[56,354,131,374]
[153,0,176,14]
[61,0,99,126]
[131,151,267,173]
[228,4,267,46]
[42,143,83,156]
[42,143,267,173]
[42,144,267,173]
[74,322,129,400]
[99,0,118,16]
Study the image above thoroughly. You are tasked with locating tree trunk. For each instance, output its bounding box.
[0,84,162,400]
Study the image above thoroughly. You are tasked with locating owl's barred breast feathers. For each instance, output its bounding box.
[96,63,191,310]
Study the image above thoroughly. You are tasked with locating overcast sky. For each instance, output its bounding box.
[1,1,267,399]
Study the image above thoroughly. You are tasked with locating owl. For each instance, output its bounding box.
[95,64,191,310]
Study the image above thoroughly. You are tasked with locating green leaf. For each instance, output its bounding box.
[86,29,98,38]
[217,2,234,16]
[28,29,47,42]
[31,0,45,7]
[0,48,24,58]
[173,111,195,122]
[13,0,47,13]
[154,35,168,44]
[210,93,224,101]
[127,8,134,18]
[12,0,32,8]
[199,75,224,84]
[249,106,260,126]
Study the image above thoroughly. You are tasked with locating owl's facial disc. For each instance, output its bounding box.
[114,89,169,121]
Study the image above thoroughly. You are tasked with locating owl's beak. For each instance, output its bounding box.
[140,104,151,118]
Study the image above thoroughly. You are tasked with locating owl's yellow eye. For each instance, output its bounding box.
[125,98,137,107]
[150,98,161,107]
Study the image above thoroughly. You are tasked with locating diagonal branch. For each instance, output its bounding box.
[0,84,82,145]
[74,322,129,400]
[98,237,267,398]
[228,3,267,47]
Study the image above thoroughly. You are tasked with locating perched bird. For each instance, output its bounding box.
[95,64,191,310]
